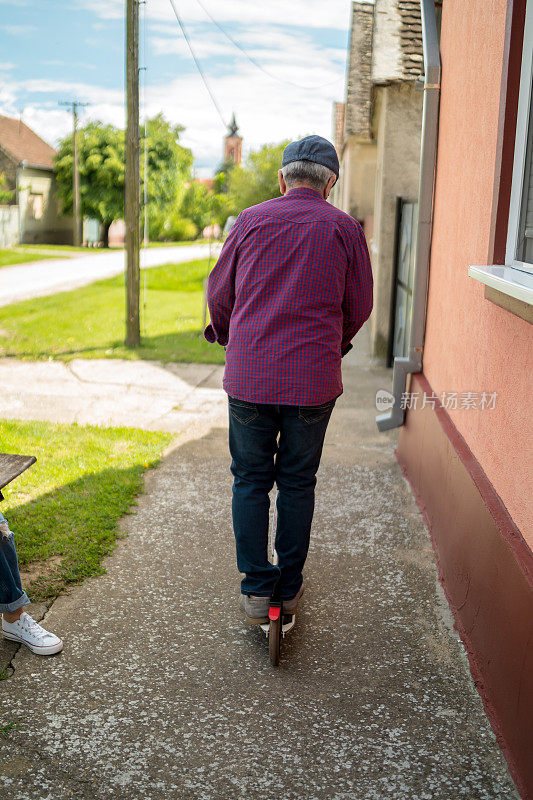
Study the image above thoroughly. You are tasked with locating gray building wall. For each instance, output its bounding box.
[334,136,377,226]
[18,167,72,245]
[370,82,422,359]
[331,2,377,236]
[345,3,375,139]
[0,206,18,247]
[0,147,72,244]
[332,0,424,360]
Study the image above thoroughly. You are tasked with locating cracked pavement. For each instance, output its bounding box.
[0,358,226,432]
[0,328,519,800]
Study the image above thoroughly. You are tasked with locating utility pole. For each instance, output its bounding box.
[59,100,89,247]
[125,0,141,347]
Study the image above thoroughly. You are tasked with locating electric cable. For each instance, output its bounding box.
[168,0,227,128]
[194,0,341,91]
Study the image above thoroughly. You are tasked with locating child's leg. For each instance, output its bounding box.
[0,513,30,622]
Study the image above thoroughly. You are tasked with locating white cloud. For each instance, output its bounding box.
[43,59,97,70]
[138,12,347,170]
[0,87,18,115]
[150,21,346,80]
[0,78,125,147]
[5,39,345,165]
[151,31,235,60]
[76,0,352,31]
[2,23,36,35]
[145,54,344,169]
[3,1,349,171]
[20,79,123,107]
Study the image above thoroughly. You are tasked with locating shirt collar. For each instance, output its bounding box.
[284,186,325,201]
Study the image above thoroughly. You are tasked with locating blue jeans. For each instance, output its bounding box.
[228,395,335,599]
[0,513,30,614]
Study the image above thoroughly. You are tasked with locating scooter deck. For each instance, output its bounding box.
[260,613,296,637]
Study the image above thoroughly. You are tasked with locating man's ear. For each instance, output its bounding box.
[278,170,287,196]
[323,175,336,201]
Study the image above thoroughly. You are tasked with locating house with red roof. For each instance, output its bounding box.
[0,114,72,245]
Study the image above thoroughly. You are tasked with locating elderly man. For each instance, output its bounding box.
[205,135,373,624]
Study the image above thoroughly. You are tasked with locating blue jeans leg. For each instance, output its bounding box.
[228,397,334,599]
[0,513,30,614]
[275,403,334,598]
[229,398,279,596]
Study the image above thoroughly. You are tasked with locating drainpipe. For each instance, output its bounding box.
[376,0,441,431]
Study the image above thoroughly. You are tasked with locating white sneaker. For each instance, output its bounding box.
[2,611,63,655]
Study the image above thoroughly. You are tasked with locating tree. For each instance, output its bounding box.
[179,180,232,234]
[55,115,193,247]
[141,114,193,239]
[226,141,289,215]
[55,122,124,247]
[0,171,14,204]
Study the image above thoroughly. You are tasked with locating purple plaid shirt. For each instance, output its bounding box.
[204,187,373,405]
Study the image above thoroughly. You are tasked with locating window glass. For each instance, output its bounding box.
[28,193,44,220]
[517,78,533,264]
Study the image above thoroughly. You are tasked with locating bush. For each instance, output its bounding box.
[161,214,198,242]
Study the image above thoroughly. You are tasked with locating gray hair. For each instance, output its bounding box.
[281,160,336,192]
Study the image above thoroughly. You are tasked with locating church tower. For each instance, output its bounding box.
[224,113,242,166]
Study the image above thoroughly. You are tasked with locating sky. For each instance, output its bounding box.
[0,0,353,176]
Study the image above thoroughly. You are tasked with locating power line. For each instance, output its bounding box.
[194,0,341,91]
[168,0,227,129]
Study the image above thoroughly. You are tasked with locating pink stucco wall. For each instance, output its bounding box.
[422,0,533,542]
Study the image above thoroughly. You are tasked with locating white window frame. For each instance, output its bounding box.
[469,0,533,306]
[505,0,533,275]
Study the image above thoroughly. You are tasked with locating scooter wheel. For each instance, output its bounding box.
[269,616,281,666]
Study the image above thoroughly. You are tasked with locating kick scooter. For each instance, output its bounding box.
[259,492,296,666]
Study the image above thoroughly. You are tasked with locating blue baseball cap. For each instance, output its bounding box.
[282,135,339,180]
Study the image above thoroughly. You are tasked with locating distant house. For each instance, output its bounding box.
[0,114,72,245]
[332,0,427,362]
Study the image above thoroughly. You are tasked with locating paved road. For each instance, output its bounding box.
[0,329,518,800]
[0,245,215,307]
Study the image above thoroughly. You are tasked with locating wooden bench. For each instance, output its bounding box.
[0,454,36,500]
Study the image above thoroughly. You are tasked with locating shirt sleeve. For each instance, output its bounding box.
[204,218,242,346]
[341,222,374,356]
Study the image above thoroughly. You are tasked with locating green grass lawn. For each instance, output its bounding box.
[0,419,171,602]
[0,258,226,365]
[0,248,67,268]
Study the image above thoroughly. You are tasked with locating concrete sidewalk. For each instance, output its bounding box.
[0,358,226,432]
[0,332,518,800]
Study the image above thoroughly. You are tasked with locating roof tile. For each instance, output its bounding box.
[0,114,56,170]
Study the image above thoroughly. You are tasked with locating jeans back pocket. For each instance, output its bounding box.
[298,399,336,425]
[228,397,259,425]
